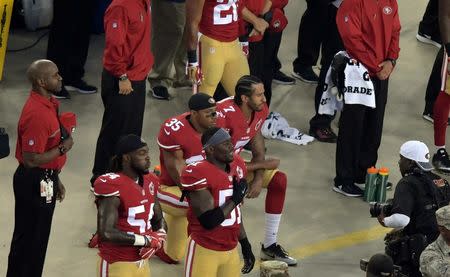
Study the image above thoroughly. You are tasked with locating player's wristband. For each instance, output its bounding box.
[134,234,147,246]
[187,50,197,64]
[445,43,450,56]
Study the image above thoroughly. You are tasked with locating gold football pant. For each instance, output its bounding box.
[198,34,249,96]
[97,257,150,277]
[184,237,240,277]
[157,185,189,261]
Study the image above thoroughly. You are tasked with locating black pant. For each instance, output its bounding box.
[310,4,344,130]
[335,78,389,185]
[92,70,146,178]
[7,165,58,277]
[46,0,93,83]
[248,32,282,106]
[293,0,330,71]
[424,46,444,114]
[419,0,439,36]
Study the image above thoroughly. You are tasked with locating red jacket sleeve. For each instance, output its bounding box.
[387,3,401,61]
[336,0,380,74]
[103,6,128,76]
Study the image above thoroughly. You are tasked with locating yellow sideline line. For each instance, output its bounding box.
[251,225,389,268]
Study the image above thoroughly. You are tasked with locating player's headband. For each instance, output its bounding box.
[203,128,231,149]
[189,93,216,111]
[115,134,147,156]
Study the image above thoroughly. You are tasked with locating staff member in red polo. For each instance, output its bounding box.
[91,0,153,185]
[7,59,74,277]
[333,0,400,197]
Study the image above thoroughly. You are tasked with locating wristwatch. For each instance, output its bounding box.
[119,74,128,81]
[387,58,396,66]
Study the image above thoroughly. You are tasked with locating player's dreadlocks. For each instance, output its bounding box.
[234,75,263,106]
[109,155,123,173]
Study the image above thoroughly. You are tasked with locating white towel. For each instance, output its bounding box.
[261,112,314,145]
[318,51,375,115]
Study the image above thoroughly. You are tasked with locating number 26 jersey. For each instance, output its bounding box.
[200,0,243,42]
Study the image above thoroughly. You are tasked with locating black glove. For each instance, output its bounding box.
[239,237,255,274]
[231,177,248,205]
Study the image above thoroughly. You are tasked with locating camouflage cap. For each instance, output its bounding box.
[436,205,450,230]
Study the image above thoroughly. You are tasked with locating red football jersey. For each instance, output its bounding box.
[200,0,242,42]
[157,113,205,186]
[180,155,247,251]
[216,97,269,152]
[93,172,160,263]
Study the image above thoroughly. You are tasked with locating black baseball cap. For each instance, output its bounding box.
[188,93,216,111]
[366,254,394,277]
[115,134,147,156]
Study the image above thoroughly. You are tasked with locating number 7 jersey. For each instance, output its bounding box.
[200,0,242,42]
[180,155,247,251]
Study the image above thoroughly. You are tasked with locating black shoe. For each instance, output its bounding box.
[273,70,295,85]
[292,67,318,84]
[309,127,337,143]
[65,80,97,94]
[53,86,71,99]
[433,149,450,173]
[416,31,442,48]
[333,183,364,197]
[152,86,170,100]
[260,243,297,266]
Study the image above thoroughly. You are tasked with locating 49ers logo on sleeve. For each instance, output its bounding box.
[236,166,244,179]
[149,182,154,195]
[383,6,392,15]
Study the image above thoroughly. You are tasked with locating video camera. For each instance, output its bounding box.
[0,127,9,159]
[369,199,394,217]
[360,258,407,277]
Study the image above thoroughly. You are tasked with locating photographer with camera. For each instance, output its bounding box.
[420,205,450,277]
[376,141,450,277]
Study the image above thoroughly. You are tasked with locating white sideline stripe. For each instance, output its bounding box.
[93,191,120,197]
[157,191,189,207]
[185,239,196,277]
[157,139,180,149]
[181,178,207,188]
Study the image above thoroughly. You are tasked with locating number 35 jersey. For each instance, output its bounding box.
[200,0,243,42]
[157,113,205,186]
[93,172,160,263]
[180,155,247,251]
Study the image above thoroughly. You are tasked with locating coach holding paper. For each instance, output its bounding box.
[333,0,400,197]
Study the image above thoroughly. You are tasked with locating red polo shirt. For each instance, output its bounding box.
[103,0,153,81]
[336,0,400,75]
[16,91,67,170]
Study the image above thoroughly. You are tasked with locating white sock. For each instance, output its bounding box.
[436,145,445,152]
[264,213,282,248]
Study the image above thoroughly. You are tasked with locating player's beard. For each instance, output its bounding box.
[131,163,150,175]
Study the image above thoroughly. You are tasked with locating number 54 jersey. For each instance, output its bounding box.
[93,172,160,263]
[180,155,247,251]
